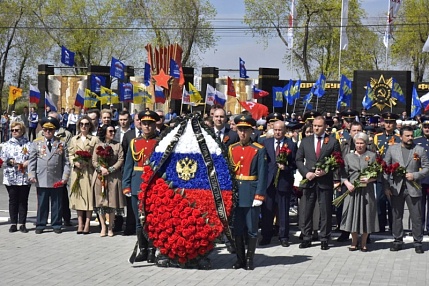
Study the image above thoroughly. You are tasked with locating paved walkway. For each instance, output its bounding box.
[1,185,429,285]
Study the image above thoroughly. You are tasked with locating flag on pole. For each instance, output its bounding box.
[100,86,119,105]
[226,77,236,97]
[283,80,293,105]
[286,0,297,48]
[314,74,326,98]
[169,59,180,79]
[205,84,216,106]
[362,81,374,110]
[8,86,23,105]
[420,92,429,112]
[391,77,405,104]
[84,89,99,108]
[411,85,422,118]
[214,90,226,107]
[291,79,301,101]
[182,86,192,105]
[144,62,151,86]
[29,84,40,104]
[273,87,283,108]
[238,101,268,120]
[61,46,75,66]
[132,82,152,104]
[336,74,352,110]
[303,88,314,110]
[423,36,429,52]
[110,57,125,80]
[45,91,57,112]
[188,83,202,104]
[90,75,106,93]
[74,88,84,108]
[120,83,133,102]
[239,57,249,79]
[340,0,349,50]
[155,85,166,103]
[383,0,402,48]
[253,85,269,99]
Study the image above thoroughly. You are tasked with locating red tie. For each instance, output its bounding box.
[275,141,281,156]
[315,137,322,159]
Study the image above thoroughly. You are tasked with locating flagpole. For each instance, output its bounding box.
[292,98,297,115]
[316,96,319,111]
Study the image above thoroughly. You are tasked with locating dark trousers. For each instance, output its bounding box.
[301,187,333,242]
[28,127,37,141]
[390,190,423,246]
[131,194,142,232]
[421,184,429,233]
[62,186,71,223]
[67,124,76,135]
[125,195,136,232]
[36,187,63,230]
[261,186,291,240]
[6,185,31,225]
[233,206,260,238]
[376,181,392,231]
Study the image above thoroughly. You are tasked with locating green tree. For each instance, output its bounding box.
[130,0,217,66]
[391,0,429,82]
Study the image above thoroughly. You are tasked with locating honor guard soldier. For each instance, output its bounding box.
[413,116,429,234]
[28,116,71,234]
[123,110,160,264]
[229,115,267,270]
[258,112,284,143]
[374,112,401,232]
[334,109,359,143]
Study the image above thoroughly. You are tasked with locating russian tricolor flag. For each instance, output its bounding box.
[29,84,40,104]
[420,92,429,112]
[75,88,85,108]
[253,85,269,99]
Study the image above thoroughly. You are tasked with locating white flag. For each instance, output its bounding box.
[383,0,402,48]
[340,0,349,50]
[205,84,216,106]
[286,0,297,49]
[423,36,429,52]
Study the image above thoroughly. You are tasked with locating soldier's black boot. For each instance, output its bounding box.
[134,230,148,262]
[232,236,246,269]
[147,241,156,263]
[246,237,257,270]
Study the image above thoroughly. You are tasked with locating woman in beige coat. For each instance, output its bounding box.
[69,116,100,234]
[92,124,124,237]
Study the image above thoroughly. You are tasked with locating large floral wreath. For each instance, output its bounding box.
[138,117,236,266]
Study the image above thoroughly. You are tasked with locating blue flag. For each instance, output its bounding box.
[336,74,352,110]
[391,77,405,104]
[90,75,106,93]
[273,87,283,107]
[144,62,151,86]
[239,57,249,79]
[169,59,180,79]
[61,46,75,67]
[303,87,314,110]
[110,57,125,80]
[120,83,133,102]
[411,85,422,118]
[283,80,293,105]
[291,79,301,101]
[314,73,326,98]
[362,81,374,110]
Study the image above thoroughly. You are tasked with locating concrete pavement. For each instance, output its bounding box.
[1,184,429,285]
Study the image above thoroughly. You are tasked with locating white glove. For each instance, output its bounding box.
[252,199,263,207]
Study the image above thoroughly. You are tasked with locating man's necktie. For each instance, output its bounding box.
[216,130,221,139]
[315,137,322,159]
[138,130,142,137]
[47,140,52,152]
[275,141,281,156]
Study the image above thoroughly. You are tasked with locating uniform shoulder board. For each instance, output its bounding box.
[374,132,383,137]
[33,137,43,142]
[252,142,264,149]
[230,142,240,148]
[260,134,266,138]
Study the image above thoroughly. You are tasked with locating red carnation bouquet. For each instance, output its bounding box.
[384,161,421,191]
[71,150,92,200]
[301,151,344,185]
[96,145,113,197]
[274,144,291,188]
[332,155,384,207]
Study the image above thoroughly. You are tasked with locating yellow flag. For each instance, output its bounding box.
[133,83,152,104]
[8,86,23,104]
[84,89,99,108]
[188,82,202,103]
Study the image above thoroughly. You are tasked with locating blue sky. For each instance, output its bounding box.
[201,0,387,79]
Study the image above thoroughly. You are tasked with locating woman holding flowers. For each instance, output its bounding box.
[92,124,124,237]
[68,116,100,234]
[340,132,379,252]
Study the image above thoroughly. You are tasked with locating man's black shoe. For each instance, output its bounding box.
[390,244,402,251]
[19,225,28,233]
[280,240,290,247]
[321,241,330,250]
[299,241,312,249]
[9,225,17,233]
[415,246,424,254]
[336,233,350,242]
[259,237,271,246]
[63,221,73,227]
[53,229,62,234]
[35,229,43,234]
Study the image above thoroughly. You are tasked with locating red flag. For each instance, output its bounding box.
[253,86,269,99]
[238,101,268,120]
[227,77,236,97]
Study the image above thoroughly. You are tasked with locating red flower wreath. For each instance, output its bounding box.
[138,165,233,265]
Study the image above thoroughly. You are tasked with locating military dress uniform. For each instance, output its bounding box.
[229,115,267,270]
[28,117,71,234]
[122,111,160,263]
[373,112,401,232]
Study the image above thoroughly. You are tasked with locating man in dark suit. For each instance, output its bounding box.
[296,115,341,250]
[384,126,429,253]
[260,120,297,247]
[213,108,239,148]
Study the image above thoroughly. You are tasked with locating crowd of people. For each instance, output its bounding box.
[1,103,429,270]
